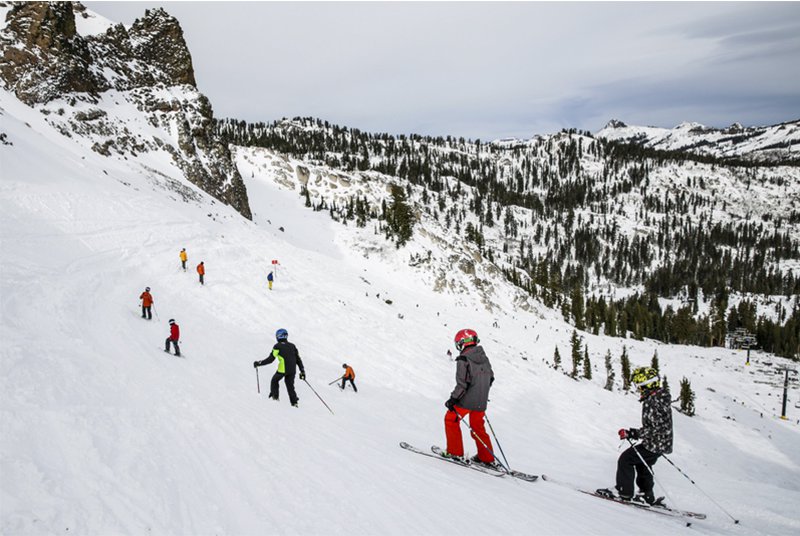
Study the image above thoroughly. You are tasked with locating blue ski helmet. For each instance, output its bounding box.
[276,328,288,341]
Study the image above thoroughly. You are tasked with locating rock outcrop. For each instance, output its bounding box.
[0,1,251,219]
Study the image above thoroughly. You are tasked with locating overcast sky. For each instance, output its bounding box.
[86,1,800,140]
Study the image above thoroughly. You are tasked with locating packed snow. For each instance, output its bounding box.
[2,84,800,536]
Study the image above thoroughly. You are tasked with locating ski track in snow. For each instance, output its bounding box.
[1,85,800,535]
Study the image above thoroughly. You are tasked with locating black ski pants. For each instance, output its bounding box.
[199,274,204,285]
[142,305,152,319]
[181,261,186,271]
[616,445,660,498]
[165,338,181,356]
[340,377,357,392]
[270,372,298,405]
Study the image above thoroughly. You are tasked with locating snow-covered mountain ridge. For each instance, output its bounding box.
[596,118,800,163]
[219,116,800,358]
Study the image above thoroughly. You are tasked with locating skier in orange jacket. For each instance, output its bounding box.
[197,261,205,285]
[139,287,153,320]
[340,363,357,392]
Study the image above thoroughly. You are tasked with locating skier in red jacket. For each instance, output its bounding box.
[164,319,181,356]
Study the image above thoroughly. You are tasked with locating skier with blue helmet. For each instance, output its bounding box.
[254,328,306,407]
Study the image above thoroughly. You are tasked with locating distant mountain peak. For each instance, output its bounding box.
[603,119,627,129]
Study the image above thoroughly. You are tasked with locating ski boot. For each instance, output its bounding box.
[596,488,631,501]
[439,451,466,463]
[637,492,664,506]
[469,455,501,469]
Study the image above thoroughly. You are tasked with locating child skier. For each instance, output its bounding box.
[180,248,187,271]
[139,287,153,320]
[442,329,496,465]
[599,366,673,504]
[164,319,180,357]
[340,363,357,392]
[267,271,274,290]
[254,329,306,407]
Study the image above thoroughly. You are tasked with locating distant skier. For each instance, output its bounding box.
[340,363,357,392]
[180,248,187,271]
[253,328,305,407]
[267,271,274,291]
[599,367,673,504]
[139,287,153,320]
[197,261,205,285]
[164,318,181,357]
[441,329,496,466]
[446,349,452,360]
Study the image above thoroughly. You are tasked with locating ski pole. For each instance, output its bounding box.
[303,379,334,415]
[452,411,511,474]
[661,453,739,524]
[485,415,511,470]
[255,367,260,394]
[152,303,160,321]
[328,376,344,386]
[626,439,681,518]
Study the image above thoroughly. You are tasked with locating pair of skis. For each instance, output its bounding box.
[399,442,537,482]
[541,475,706,524]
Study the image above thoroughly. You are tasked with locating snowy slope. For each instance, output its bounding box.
[2,86,800,536]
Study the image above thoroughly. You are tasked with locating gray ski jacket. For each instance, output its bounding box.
[450,345,494,412]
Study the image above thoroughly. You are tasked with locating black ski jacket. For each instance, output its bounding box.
[255,341,305,377]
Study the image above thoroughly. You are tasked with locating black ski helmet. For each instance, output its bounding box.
[169,319,175,325]
[342,363,348,368]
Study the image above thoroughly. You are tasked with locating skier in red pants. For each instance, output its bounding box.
[441,329,496,466]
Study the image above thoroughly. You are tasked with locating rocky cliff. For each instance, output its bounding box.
[0,1,251,219]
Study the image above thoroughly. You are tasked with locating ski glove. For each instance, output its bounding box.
[618,428,639,440]
[253,361,260,368]
[299,372,306,381]
[445,397,459,411]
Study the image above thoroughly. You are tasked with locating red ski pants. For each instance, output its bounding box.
[444,406,494,463]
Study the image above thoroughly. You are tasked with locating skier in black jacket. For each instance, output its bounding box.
[602,366,673,504]
[254,328,306,407]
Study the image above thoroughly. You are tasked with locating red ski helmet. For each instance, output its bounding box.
[454,329,479,351]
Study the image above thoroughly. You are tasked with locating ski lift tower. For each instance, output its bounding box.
[728,328,757,365]
[778,364,798,421]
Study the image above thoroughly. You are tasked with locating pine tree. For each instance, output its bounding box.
[553,346,561,369]
[571,286,586,330]
[621,345,631,391]
[679,377,696,416]
[570,330,582,378]
[385,184,415,247]
[604,350,615,391]
[583,345,592,380]
[651,350,660,374]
